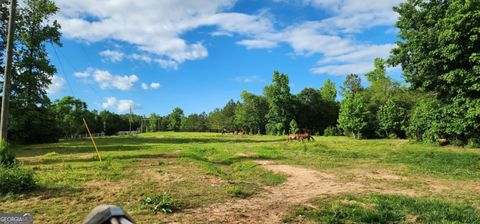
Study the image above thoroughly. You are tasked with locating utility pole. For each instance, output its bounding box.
[0,0,17,141]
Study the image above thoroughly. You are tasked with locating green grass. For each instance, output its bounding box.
[1,132,479,223]
[286,194,480,224]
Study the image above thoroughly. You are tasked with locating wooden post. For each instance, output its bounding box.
[0,0,17,141]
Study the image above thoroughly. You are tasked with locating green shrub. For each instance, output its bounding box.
[323,127,337,136]
[141,192,179,214]
[0,166,36,194]
[0,140,16,167]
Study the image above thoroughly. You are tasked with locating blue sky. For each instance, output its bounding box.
[46,0,403,116]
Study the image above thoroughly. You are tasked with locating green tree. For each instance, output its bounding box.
[264,70,294,135]
[53,96,88,138]
[289,119,298,134]
[319,79,337,102]
[295,88,320,132]
[338,93,369,139]
[148,113,159,132]
[235,91,268,134]
[8,0,61,143]
[207,100,238,132]
[390,0,480,143]
[183,113,208,132]
[377,99,406,138]
[168,107,184,131]
[340,73,362,96]
[406,98,442,142]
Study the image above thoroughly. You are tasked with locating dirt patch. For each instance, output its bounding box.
[178,161,363,224]
[363,170,405,181]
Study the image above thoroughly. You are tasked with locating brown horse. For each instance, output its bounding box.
[287,134,298,142]
[298,131,315,142]
[287,130,315,143]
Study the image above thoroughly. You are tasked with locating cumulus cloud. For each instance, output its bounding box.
[55,0,402,75]
[140,82,161,90]
[100,50,125,63]
[236,39,277,49]
[311,44,396,75]
[102,97,139,113]
[75,68,139,91]
[141,83,149,90]
[54,0,272,68]
[150,82,161,89]
[47,75,66,94]
[130,53,153,63]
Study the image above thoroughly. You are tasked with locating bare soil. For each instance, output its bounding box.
[178,161,363,224]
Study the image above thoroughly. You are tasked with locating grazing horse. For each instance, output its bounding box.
[287,134,298,142]
[287,130,315,143]
[299,130,315,142]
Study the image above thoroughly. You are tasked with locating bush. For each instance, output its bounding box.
[0,140,16,167]
[323,127,337,136]
[141,192,179,214]
[0,166,36,194]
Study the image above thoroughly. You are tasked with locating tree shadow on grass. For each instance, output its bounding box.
[14,137,286,157]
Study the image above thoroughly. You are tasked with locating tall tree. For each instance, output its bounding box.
[390,0,480,143]
[340,73,362,96]
[264,70,294,135]
[338,93,369,139]
[377,99,406,138]
[319,79,337,102]
[168,107,184,131]
[296,88,323,133]
[234,91,268,134]
[53,96,88,138]
[8,0,61,143]
[148,113,158,132]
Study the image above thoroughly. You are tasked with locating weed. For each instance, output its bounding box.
[0,166,36,194]
[141,192,180,214]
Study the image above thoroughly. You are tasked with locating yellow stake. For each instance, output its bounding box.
[83,117,102,162]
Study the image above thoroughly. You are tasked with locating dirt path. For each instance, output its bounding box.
[178,161,363,224]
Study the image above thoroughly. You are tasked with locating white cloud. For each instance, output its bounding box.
[75,68,139,91]
[55,0,403,75]
[130,53,152,63]
[236,39,277,49]
[140,82,161,90]
[150,82,161,89]
[102,97,117,109]
[102,97,139,113]
[301,0,403,33]
[311,44,395,75]
[54,0,272,68]
[73,71,90,78]
[47,75,65,94]
[100,50,125,63]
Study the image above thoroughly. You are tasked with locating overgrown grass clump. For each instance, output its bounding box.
[286,194,480,224]
[0,140,37,194]
[0,166,36,194]
[141,192,181,214]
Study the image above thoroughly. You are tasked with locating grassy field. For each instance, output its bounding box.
[1,132,480,223]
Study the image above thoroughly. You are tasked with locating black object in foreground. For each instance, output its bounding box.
[83,205,135,224]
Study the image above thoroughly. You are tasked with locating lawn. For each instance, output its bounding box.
[1,132,480,223]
